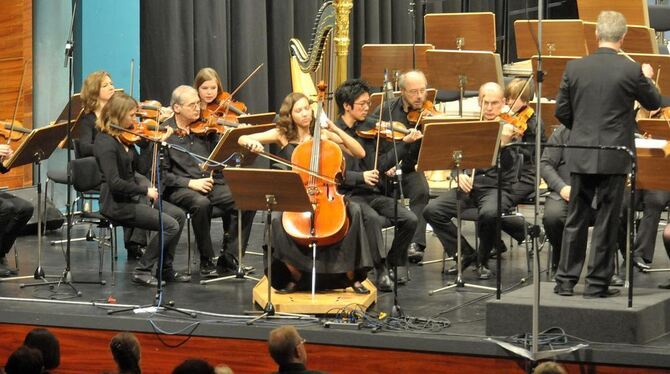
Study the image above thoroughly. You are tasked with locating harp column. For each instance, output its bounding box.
[333,0,353,87]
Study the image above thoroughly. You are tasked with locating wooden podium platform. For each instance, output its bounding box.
[252,276,377,314]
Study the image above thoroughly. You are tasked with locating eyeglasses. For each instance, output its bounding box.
[181,101,201,109]
[353,101,371,108]
[405,88,426,96]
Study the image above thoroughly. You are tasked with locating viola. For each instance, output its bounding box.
[117,120,170,145]
[191,115,247,136]
[356,121,410,141]
[498,105,534,135]
[137,100,162,119]
[407,100,442,126]
[282,81,349,247]
[0,120,31,142]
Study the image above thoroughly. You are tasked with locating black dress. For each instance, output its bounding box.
[269,143,374,291]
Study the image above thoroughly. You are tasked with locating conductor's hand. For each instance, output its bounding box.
[402,128,423,143]
[559,185,571,202]
[457,173,474,194]
[146,187,159,201]
[363,170,379,186]
[243,139,264,153]
[642,63,654,79]
[0,144,13,158]
[188,177,214,194]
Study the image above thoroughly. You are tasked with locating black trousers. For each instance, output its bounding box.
[555,173,625,293]
[0,192,33,256]
[423,186,517,267]
[633,190,670,263]
[400,171,430,248]
[123,173,151,247]
[122,200,185,274]
[348,193,417,267]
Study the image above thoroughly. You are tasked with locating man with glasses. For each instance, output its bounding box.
[373,70,431,268]
[160,85,248,277]
[335,79,421,290]
[268,325,325,374]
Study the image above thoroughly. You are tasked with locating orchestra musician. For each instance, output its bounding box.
[373,70,431,265]
[342,79,422,286]
[93,93,188,286]
[553,11,661,298]
[239,92,375,294]
[423,82,521,280]
[0,145,33,277]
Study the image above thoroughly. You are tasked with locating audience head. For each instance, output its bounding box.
[172,358,215,374]
[23,328,60,371]
[478,82,505,120]
[277,92,314,141]
[4,346,44,374]
[81,70,115,114]
[534,361,568,374]
[268,325,307,367]
[96,92,139,136]
[214,364,234,374]
[194,67,224,106]
[399,70,428,111]
[335,78,371,119]
[596,11,627,44]
[110,332,142,374]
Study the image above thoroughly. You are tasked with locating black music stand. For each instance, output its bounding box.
[1,123,78,292]
[237,112,276,126]
[417,120,502,296]
[220,168,313,324]
[199,125,274,285]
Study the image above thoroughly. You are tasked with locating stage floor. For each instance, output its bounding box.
[1,206,670,369]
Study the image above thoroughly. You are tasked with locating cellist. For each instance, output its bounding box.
[239,92,375,294]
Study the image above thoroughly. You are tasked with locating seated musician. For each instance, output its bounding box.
[239,92,375,294]
[630,190,670,271]
[78,71,149,260]
[541,124,625,286]
[423,82,521,280]
[373,70,431,265]
[339,79,422,287]
[160,85,253,278]
[0,144,33,277]
[94,93,188,286]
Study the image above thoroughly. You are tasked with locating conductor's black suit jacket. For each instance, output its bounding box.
[555,47,661,175]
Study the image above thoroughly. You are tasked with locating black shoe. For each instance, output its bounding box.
[658,279,670,289]
[0,264,12,278]
[352,283,370,294]
[609,274,624,287]
[375,267,393,292]
[584,288,620,298]
[388,266,409,285]
[200,259,218,277]
[125,244,144,261]
[0,258,18,276]
[132,272,164,287]
[276,281,297,294]
[490,241,508,259]
[162,271,191,283]
[408,243,424,264]
[633,257,651,271]
[477,265,492,280]
[553,284,574,296]
[445,252,476,275]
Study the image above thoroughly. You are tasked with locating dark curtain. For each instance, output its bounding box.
[140,0,575,113]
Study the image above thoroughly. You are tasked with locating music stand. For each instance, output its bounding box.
[425,50,503,117]
[199,125,274,285]
[424,12,496,52]
[583,22,658,55]
[360,44,434,87]
[2,123,74,290]
[237,112,276,126]
[529,101,560,139]
[577,0,649,27]
[417,120,502,295]
[628,53,670,95]
[514,20,588,59]
[531,56,576,101]
[220,168,312,323]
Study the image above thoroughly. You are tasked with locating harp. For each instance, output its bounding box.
[289,0,352,119]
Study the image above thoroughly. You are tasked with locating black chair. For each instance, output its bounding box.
[69,156,118,284]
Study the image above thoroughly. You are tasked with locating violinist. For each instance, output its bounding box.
[423,82,523,280]
[161,85,253,277]
[0,144,33,277]
[338,79,420,288]
[239,92,374,294]
[93,93,188,286]
[194,67,247,132]
[372,70,430,266]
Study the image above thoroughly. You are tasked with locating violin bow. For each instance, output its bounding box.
[650,67,661,119]
[253,149,338,185]
[505,74,534,116]
[373,88,385,172]
[5,59,30,146]
[215,63,264,116]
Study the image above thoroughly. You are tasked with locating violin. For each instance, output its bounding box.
[356,121,410,141]
[191,115,247,136]
[117,120,169,145]
[137,100,162,119]
[0,120,31,142]
[498,105,534,135]
[407,100,442,126]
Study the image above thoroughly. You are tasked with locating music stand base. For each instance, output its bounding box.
[429,278,496,296]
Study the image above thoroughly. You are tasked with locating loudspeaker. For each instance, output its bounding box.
[4,186,65,234]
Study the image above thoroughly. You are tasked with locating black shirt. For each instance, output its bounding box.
[76,112,97,158]
[373,96,421,173]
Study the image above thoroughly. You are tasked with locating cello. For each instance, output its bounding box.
[282,82,349,247]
